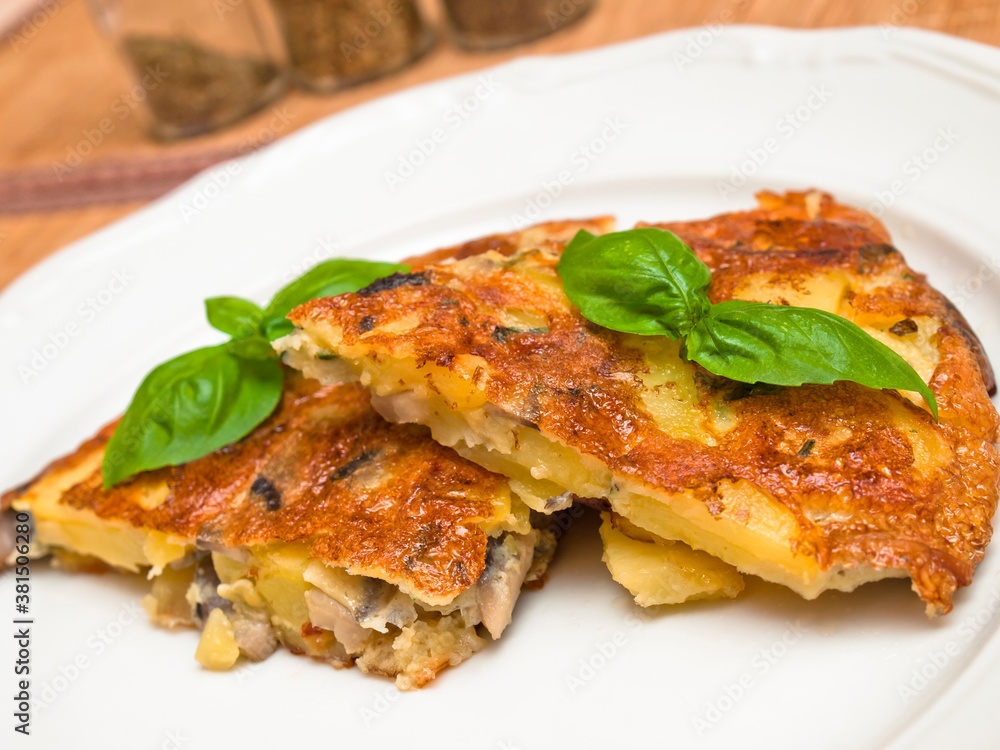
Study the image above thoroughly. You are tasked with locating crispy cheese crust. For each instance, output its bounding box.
[403,217,616,270]
[3,374,565,688]
[5,376,513,603]
[0,224,609,689]
[282,191,1000,615]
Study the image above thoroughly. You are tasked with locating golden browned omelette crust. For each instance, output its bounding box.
[652,191,996,397]
[4,373,563,687]
[3,375,511,602]
[282,191,1000,615]
[404,217,616,270]
[1,222,601,689]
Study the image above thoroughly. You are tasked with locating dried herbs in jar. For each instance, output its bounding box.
[270,0,431,92]
[442,0,594,50]
[86,0,286,139]
[122,36,284,139]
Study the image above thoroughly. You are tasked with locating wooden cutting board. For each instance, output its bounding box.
[1,0,998,290]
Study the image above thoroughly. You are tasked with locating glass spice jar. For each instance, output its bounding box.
[442,0,595,51]
[269,0,432,93]
[86,0,288,140]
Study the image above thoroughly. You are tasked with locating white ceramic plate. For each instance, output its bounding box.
[3,26,1000,749]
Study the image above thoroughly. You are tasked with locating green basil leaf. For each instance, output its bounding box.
[205,296,264,339]
[557,227,711,339]
[686,300,939,419]
[101,344,283,487]
[262,259,408,340]
[565,229,597,250]
[227,335,275,361]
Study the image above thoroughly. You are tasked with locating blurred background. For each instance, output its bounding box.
[0,0,996,291]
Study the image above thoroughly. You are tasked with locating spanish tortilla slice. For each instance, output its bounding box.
[0,221,612,688]
[278,191,999,616]
[3,373,567,689]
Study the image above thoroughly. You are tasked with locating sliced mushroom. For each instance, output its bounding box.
[476,532,537,639]
[186,556,233,626]
[357,583,419,632]
[230,607,278,661]
[304,589,369,654]
[303,561,417,632]
[543,491,574,512]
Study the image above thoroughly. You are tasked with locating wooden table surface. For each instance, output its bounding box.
[1,0,997,291]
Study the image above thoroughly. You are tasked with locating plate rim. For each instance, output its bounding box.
[4,24,1000,749]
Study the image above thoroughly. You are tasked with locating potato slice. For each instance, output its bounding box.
[600,513,744,606]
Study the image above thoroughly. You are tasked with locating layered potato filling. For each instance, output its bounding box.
[280,336,751,604]
[12,490,556,690]
[2,376,565,688]
[599,514,744,606]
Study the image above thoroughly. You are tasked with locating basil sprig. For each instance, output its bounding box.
[558,229,938,420]
[262,259,403,340]
[558,228,711,338]
[102,259,406,488]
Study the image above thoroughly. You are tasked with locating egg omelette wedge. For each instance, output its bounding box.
[276,191,1000,616]
[3,372,579,688]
